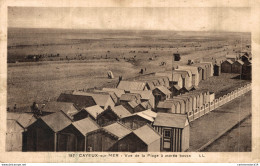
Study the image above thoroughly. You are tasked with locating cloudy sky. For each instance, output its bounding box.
[8,7,251,32]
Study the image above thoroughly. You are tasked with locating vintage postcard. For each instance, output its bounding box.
[0,0,259,163]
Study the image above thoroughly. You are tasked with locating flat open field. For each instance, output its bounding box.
[7,28,251,108]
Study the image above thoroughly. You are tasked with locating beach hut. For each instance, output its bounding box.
[221,60,233,73]
[121,109,157,130]
[152,86,171,106]
[73,105,104,121]
[86,122,132,152]
[110,125,161,152]
[178,66,200,86]
[6,113,37,151]
[232,60,244,74]
[153,113,190,152]
[96,105,131,127]
[214,64,221,76]
[42,101,79,118]
[57,117,99,151]
[26,111,72,151]
[117,81,148,92]
[130,90,155,108]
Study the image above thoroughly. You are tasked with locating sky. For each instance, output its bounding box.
[8,7,251,32]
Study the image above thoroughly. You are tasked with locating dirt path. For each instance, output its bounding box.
[188,91,251,152]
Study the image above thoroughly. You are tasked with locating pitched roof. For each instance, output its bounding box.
[93,90,118,104]
[117,81,147,91]
[7,112,36,128]
[123,109,157,122]
[83,105,104,119]
[42,101,78,117]
[175,69,192,77]
[178,65,199,74]
[120,93,139,102]
[157,101,175,109]
[172,70,190,78]
[57,93,96,110]
[41,111,72,132]
[154,113,188,128]
[129,90,153,100]
[102,88,125,98]
[223,59,233,64]
[103,122,132,138]
[111,105,131,118]
[72,117,100,135]
[133,125,161,145]
[172,84,182,90]
[234,60,244,65]
[72,91,114,108]
[127,100,139,108]
[155,86,171,95]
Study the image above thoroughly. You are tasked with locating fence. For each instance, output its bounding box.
[187,83,251,122]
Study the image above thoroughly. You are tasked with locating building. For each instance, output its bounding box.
[121,109,157,130]
[86,122,132,151]
[130,90,155,108]
[169,84,182,97]
[213,64,221,76]
[200,62,214,77]
[110,125,161,152]
[121,100,139,114]
[96,105,131,127]
[165,99,186,114]
[155,72,183,89]
[119,93,141,105]
[26,111,72,151]
[72,91,115,110]
[178,66,200,86]
[152,86,171,106]
[73,105,104,121]
[6,113,37,151]
[242,63,252,80]
[42,101,79,118]
[153,113,190,152]
[221,60,233,73]
[57,117,99,151]
[156,101,180,114]
[172,70,192,89]
[102,88,125,98]
[232,60,244,74]
[117,81,148,92]
[57,93,96,110]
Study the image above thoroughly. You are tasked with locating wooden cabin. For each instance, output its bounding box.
[57,117,99,151]
[6,113,37,151]
[110,125,161,152]
[232,60,244,74]
[42,101,79,118]
[152,86,171,106]
[86,122,132,152]
[221,60,233,73]
[117,81,148,92]
[121,109,157,130]
[26,111,72,151]
[178,66,200,86]
[130,90,155,108]
[153,113,190,152]
[73,105,104,121]
[96,105,131,127]
[156,101,180,114]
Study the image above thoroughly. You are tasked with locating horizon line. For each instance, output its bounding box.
[8,27,251,33]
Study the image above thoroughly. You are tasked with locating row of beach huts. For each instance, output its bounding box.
[6,53,252,153]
